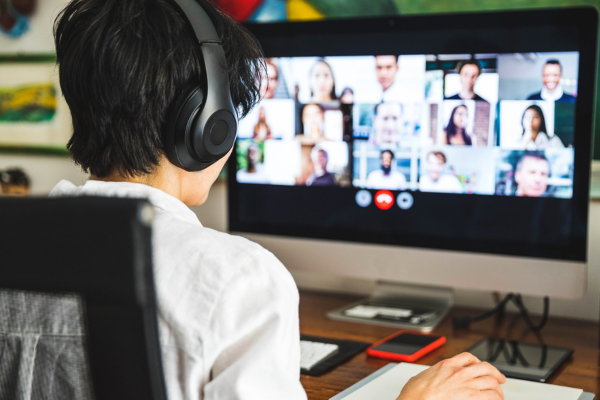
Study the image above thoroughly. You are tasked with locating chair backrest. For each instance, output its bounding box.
[0,197,168,400]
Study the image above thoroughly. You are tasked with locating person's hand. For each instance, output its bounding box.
[396,352,506,400]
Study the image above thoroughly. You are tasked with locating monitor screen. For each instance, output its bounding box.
[229,10,596,262]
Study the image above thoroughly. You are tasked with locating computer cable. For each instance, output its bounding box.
[453,293,549,332]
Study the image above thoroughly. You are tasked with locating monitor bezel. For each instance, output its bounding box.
[229,7,598,263]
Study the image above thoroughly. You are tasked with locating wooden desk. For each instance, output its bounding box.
[299,290,600,400]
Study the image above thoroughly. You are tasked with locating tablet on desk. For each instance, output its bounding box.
[466,338,573,383]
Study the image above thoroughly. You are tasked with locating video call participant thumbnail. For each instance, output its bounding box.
[260,58,290,99]
[366,150,407,190]
[309,58,337,103]
[519,104,564,150]
[306,147,337,186]
[527,59,576,103]
[340,87,354,104]
[237,143,270,184]
[371,102,403,146]
[253,106,272,140]
[296,103,328,145]
[419,151,463,194]
[443,104,474,146]
[261,59,278,99]
[514,152,550,197]
[375,55,402,102]
[445,60,487,102]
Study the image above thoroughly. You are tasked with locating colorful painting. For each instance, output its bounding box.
[215,0,399,21]
[0,60,71,153]
[0,82,56,122]
[215,0,596,22]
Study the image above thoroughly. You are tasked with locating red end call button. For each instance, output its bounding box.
[374,190,394,210]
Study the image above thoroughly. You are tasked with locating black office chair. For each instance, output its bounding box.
[0,197,168,400]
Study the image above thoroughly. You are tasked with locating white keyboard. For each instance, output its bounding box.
[300,340,339,371]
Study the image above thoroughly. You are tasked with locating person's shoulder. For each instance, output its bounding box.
[559,93,577,103]
[151,214,298,341]
[367,169,381,178]
[445,94,461,100]
[393,171,407,181]
[153,212,296,297]
[323,172,336,182]
[441,174,462,185]
[549,134,565,147]
[419,175,432,188]
[156,212,276,268]
[527,92,542,100]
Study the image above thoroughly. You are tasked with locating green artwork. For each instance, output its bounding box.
[393,0,597,14]
[0,83,57,123]
[307,0,397,18]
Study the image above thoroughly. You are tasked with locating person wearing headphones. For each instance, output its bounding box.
[48,1,505,399]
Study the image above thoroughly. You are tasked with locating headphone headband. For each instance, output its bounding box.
[170,0,220,43]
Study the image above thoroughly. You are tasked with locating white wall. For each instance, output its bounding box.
[0,154,87,195]
[0,0,67,54]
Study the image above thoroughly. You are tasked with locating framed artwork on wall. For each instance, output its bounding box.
[0,55,70,155]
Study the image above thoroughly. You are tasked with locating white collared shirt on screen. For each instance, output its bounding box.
[419,174,463,194]
[519,131,565,150]
[541,85,564,101]
[366,169,407,190]
[380,80,403,103]
[49,180,307,400]
[236,164,270,184]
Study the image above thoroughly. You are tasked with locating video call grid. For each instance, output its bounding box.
[235,52,578,200]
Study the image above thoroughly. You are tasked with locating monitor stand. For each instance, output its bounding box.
[326,281,453,332]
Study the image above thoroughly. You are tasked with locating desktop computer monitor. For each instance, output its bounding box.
[228,8,598,303]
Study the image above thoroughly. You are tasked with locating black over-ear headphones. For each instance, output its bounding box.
[164,0,237,172]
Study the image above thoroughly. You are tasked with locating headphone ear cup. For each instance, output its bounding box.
[191,107,237,162]
[164,84,237,172]
[164,86,208,172]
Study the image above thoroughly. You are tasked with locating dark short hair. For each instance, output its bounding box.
[381,150,394,159]
[544,59,562,72]
[456,59,481,75]
[54,0,265,178]
[1,168,30,188]
[516,151,549,172]
[375,55,400,63]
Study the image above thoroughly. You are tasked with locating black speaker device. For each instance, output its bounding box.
[164,0,237,172]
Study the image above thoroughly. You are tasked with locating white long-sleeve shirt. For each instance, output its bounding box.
[49,180,307,400]
[518,131,565,150]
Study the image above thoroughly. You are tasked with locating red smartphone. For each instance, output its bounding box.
[367,330,446,362]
